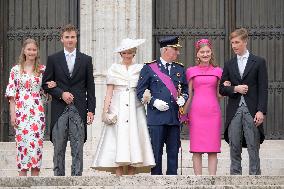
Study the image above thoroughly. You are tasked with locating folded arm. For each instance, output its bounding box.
[42,56,64,100]
[219,62,238,98]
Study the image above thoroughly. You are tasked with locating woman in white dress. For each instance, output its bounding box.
[91,38,155,176]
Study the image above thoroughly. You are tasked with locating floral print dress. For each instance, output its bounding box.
[5,64,47,171]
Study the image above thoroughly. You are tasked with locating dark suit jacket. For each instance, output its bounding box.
[219,53,268,147]
[42,50,96,142]
[136,60,188,126]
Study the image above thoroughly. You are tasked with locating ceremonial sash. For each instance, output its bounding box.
[149,63,178,100]
[149,63,189,125]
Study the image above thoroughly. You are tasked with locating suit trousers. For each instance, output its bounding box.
[52,104,85,176]
[148,125,180,175]
[228,104,261,175]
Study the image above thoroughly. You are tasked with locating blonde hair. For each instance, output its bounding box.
[18,38,41,76]
[120,47,137,56]
[195,43,217,67]
[230,28,248,41]
[130,47,137,54]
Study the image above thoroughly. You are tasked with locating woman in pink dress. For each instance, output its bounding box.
[185,39,229,175]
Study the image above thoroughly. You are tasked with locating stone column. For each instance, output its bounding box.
[80,0,152,148]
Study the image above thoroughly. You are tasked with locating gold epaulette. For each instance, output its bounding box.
[145,60,157,64]
[173,61,184,66]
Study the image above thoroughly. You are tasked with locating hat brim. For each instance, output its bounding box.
[167,44,182,48]
[114,39,146,53]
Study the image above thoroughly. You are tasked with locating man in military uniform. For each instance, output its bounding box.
[136,36,188,175]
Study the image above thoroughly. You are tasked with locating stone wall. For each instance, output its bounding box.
[80,0,152,146]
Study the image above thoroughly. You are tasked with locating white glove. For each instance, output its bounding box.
[153,99,169,111]
[142,89,152,104]
[176,96,185,107]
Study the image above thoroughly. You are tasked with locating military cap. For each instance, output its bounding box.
[159,36,182,48]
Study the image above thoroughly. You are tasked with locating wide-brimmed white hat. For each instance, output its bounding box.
[114,38,146,53]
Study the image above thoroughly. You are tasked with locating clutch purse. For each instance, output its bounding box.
[102,112,117,125]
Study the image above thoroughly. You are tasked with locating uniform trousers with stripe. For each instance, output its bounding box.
[148,125,180,175]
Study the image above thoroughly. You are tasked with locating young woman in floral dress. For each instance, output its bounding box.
[5,38,56,176]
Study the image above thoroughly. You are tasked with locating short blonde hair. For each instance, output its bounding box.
[230,28,248,41]
[60,24,78,37]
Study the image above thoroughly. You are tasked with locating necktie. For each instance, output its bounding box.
[165,63,170,75]
[239,57,245,78]
[67,54,74,76]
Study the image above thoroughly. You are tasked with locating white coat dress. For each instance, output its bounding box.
[91,63,155,173]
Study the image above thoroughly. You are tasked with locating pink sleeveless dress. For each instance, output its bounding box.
[186,65,222,153]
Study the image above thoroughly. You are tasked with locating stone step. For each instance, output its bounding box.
[1,141,284,161]
[2,156,283,170]
[0,142,94,151]
[1,150,284,161]
[1,140,283,150]
[0,176,283,187]
[1,140,284,176]
[0,186,284,189]
[2,166,284,177]
[1,142,283,163]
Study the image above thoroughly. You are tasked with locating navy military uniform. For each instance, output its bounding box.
[136,36,188,175]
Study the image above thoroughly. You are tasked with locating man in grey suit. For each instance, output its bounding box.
[219,28,268,175]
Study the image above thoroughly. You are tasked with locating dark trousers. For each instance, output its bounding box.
[148,125,180,175]
[228,104,261,175]
[52,105,85,176]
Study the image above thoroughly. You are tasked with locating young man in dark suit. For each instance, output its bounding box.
[219,28,268,175]
[42,24,96,176]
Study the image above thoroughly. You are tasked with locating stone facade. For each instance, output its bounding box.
[80,0,152,145]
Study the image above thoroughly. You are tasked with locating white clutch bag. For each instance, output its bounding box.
[102,112,117,125]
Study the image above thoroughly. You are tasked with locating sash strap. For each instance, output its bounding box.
[149,63,178,100]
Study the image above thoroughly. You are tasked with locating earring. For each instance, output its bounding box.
[196,57,200,64]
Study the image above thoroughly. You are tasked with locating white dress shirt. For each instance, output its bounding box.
[160,57,171,75]
[237,50,249,78]
[64,48,76,76]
